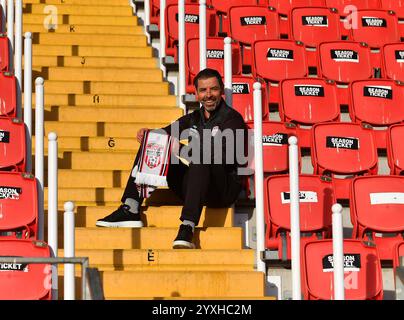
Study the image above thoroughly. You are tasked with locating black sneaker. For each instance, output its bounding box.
[172,224,195,249]
[95,205,144,228]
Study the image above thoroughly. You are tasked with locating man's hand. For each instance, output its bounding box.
[137,128,149,143]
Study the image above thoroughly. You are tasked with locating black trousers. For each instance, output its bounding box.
[121,152,242,225]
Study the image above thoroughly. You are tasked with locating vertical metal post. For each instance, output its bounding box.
[24,32,32,173]
[144,0,151,44]
[7,0,13,71]
[64,201,76,300]
[48,132,58,300]
[224,37,233,107]
[15,0,21,118]
[159,0,166,74]
[178,0,186,111]
[35,77,45,241]
[332,203,345,300]
[288,136,302,300]
[199,0,206,70]
[253,82,266,273]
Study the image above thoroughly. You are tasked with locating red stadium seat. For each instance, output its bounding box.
[350,176,404,261]
[0,172,38,239]
[252,40,308,104]
[0,239,51,300]
[302,239,383,300]
[349,10,400,49]
[325,0,381,15]
[228,5,280,68]
[267,0,326,16]
[185,37,242,92]
[165,3,218,61]
[381,42,404,81]
[0,35,9,72]
[264,174,335,260]
[231,76,269,122]
[318,41,373,105]
[280,77,340,125]
[290,7,342,48]
[150,0,200,26]
[350,79,404,127]
[0,72,17,118]
[246,121,299,174]
[0,117,26,172]
[381,0,404,18]
[311,122,378,198]
[387,123,404,175]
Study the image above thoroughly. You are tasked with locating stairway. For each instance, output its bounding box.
[23,0,266,299]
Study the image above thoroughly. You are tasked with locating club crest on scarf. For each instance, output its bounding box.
[145,142,164,169]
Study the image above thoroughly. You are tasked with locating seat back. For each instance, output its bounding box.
[0,239,51,300]
[290,7,342,47]
[381,0,404,18]
[280,77,340,125]
[252,39,308,82]
[186,37,242,86]
[0,35,9,72]
[0,172,38,239]
[302,239,383,300]
[387,123,404,174]
[247,121,299,174]
[350,79,404,126]
[381,42,404,81]
[325,0,381,15]
[264,174,335,252]
[231,75,269,122]
[0,72,17,118]
[311,122,378,176]
[267,0,326,16]
[350,10,400,48]
[318,41,373,83]
[350,176,404,260]
[0,117,26,172]
[229,5,280,45]
[210,0,258,13]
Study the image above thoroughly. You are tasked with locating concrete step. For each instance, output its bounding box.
[59,227,243,250]
[24,24,143,35]
[45,67,163,82]
[32,45,152,57]
[28,4,133,16]
[25,0,130,6]
[100,270,264,298]
[56,249,253,271]
[43,122,168,137]
[34,33,147,47]
[31,56,159,69]
[54,105,180,122]
[24,14,138,26]
[46,206,233,228]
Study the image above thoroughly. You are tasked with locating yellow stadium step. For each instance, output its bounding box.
[57,227,243,250]
[25,0,130,6]
[24,24,143,35]
[31,56,159,69]
[46,67,163,82]
[55,249,253,271]
[42,80,166,95]
[54,106,180,122]
[46,206,233,228]
[100,271,264,298]
[34,33,147,47]
[32,45,152,57]
[28,4,134,16]
[24,14,138,26]
[56,169,131,187]
[34,137,139,152]
[44,122,167,137]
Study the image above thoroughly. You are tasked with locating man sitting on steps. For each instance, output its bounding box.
[96,68,248,249]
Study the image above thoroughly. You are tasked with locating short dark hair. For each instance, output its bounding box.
[193,68,224,90]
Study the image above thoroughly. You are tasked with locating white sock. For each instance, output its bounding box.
[182,220,195,232]
[124,198,141,214]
